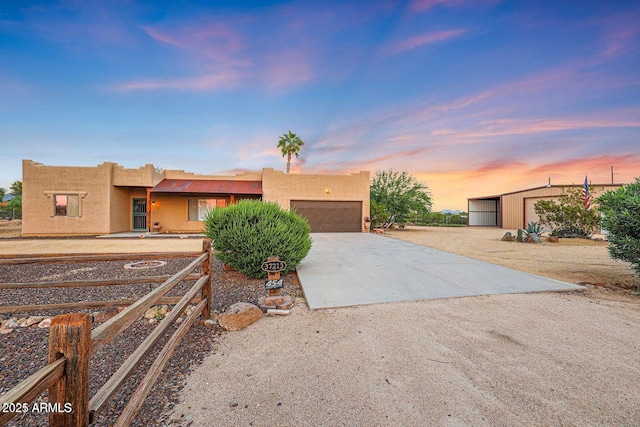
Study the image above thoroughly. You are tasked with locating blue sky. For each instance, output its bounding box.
[1,0,638,210]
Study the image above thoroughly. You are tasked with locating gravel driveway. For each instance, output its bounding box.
[169,292,639,426]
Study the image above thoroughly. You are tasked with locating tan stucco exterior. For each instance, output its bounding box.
[22,160,370,236]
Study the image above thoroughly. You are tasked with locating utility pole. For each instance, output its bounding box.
[611,166,619,184]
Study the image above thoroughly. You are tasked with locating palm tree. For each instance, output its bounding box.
[277,131,305,173]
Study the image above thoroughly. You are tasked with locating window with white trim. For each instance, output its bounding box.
[188,198,226,221]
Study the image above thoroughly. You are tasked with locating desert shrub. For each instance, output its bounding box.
[534,187,600,237]
[524,221,543,237]
[203,200,312,278]
[597,179,640,278]
[370,199,390,228]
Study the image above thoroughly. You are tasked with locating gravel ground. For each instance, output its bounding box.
[0,252,301,427]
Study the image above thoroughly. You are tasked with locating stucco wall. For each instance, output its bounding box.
[163,169,263,181]
[262,168,371,230]
[112,163,164,187]
[149,194,209,233]
[22,160,113,236]
[23,161,371,235]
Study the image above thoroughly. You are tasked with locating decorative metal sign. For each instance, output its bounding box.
[261,260,287,272]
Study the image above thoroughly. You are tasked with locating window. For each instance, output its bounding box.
[188,198,226,221]
[55,194,79,217]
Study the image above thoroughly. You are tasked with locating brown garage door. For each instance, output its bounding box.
[290,200,362,232]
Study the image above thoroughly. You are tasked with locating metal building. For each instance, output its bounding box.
[468,184,623,229]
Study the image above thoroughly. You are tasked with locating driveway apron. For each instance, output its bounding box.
[296,233,582,309]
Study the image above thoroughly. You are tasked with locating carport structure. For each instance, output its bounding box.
[468,196,501,227]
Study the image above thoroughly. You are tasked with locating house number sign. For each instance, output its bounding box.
[261,260,287,272]
[262,257,286,294]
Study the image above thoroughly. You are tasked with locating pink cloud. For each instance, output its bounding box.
[384,29,467,54]
[410,0,465,13]
[113,72,242,91]
[261,50,315,88]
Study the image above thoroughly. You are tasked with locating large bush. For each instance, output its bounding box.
[370,170,432,228]
[597,178,640,278]
[534,186,601,237]
[203,200,312,278]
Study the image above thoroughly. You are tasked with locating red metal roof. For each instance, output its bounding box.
[151,179,262,195]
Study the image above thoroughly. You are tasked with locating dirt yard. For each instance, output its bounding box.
[385,226,639,292]
[0,220,21,238]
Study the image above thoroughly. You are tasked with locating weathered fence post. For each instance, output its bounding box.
[200,238,212,320]
[48,313,92,427]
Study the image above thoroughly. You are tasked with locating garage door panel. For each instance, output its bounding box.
[525,197,556,228]
[291,201,362,233]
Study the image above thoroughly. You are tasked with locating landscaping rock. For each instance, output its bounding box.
[501,232,515,241]
[38,318,52,328]
[25,316,44,327]
[218,302,263,331]
[93,308,119,323]
[526,234,542,243]
[4,318,20,329]
[0,327,13,335]
[548,236,560,243]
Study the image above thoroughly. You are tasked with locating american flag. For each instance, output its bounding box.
[582,176,591,210]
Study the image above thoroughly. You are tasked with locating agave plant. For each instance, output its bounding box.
[524,221,543,237]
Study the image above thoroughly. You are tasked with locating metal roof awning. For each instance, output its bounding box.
[151,179,262,195]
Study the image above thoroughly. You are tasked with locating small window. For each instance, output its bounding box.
[55,194,79,217]
[188,198,226,221]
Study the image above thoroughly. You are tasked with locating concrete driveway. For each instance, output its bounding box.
[296,233,582,309]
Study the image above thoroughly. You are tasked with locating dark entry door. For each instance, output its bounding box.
[132,199,147,231]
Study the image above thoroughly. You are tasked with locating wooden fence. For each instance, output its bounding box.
[0,239,213,427]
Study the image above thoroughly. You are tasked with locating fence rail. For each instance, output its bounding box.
[0,239,213,427]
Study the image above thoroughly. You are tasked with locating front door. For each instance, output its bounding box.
[132,199,147,231]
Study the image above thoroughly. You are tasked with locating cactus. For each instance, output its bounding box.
[525,221,543,236]
[517,229,524,242]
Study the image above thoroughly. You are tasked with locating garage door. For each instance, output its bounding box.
[290,200,362,232]
[524,197,555,228]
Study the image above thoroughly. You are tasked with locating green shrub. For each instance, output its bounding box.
[203,200,312,278]
[534,186,601,237]
[597,179,640,278]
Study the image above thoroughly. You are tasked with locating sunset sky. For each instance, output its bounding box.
[1,0,638,210]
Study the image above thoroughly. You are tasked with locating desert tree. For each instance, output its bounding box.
[370,170,432,228]
[534,186,601,237]
[277,131,305,173]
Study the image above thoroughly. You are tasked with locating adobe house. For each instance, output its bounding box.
[22,160,370,236]
[468,183,623,229]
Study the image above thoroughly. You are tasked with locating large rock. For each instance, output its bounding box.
[548,236,560,243]
[526,234,541,243]
[218,302,263,331]
[38,318,52,328]
[501,232,515,241]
